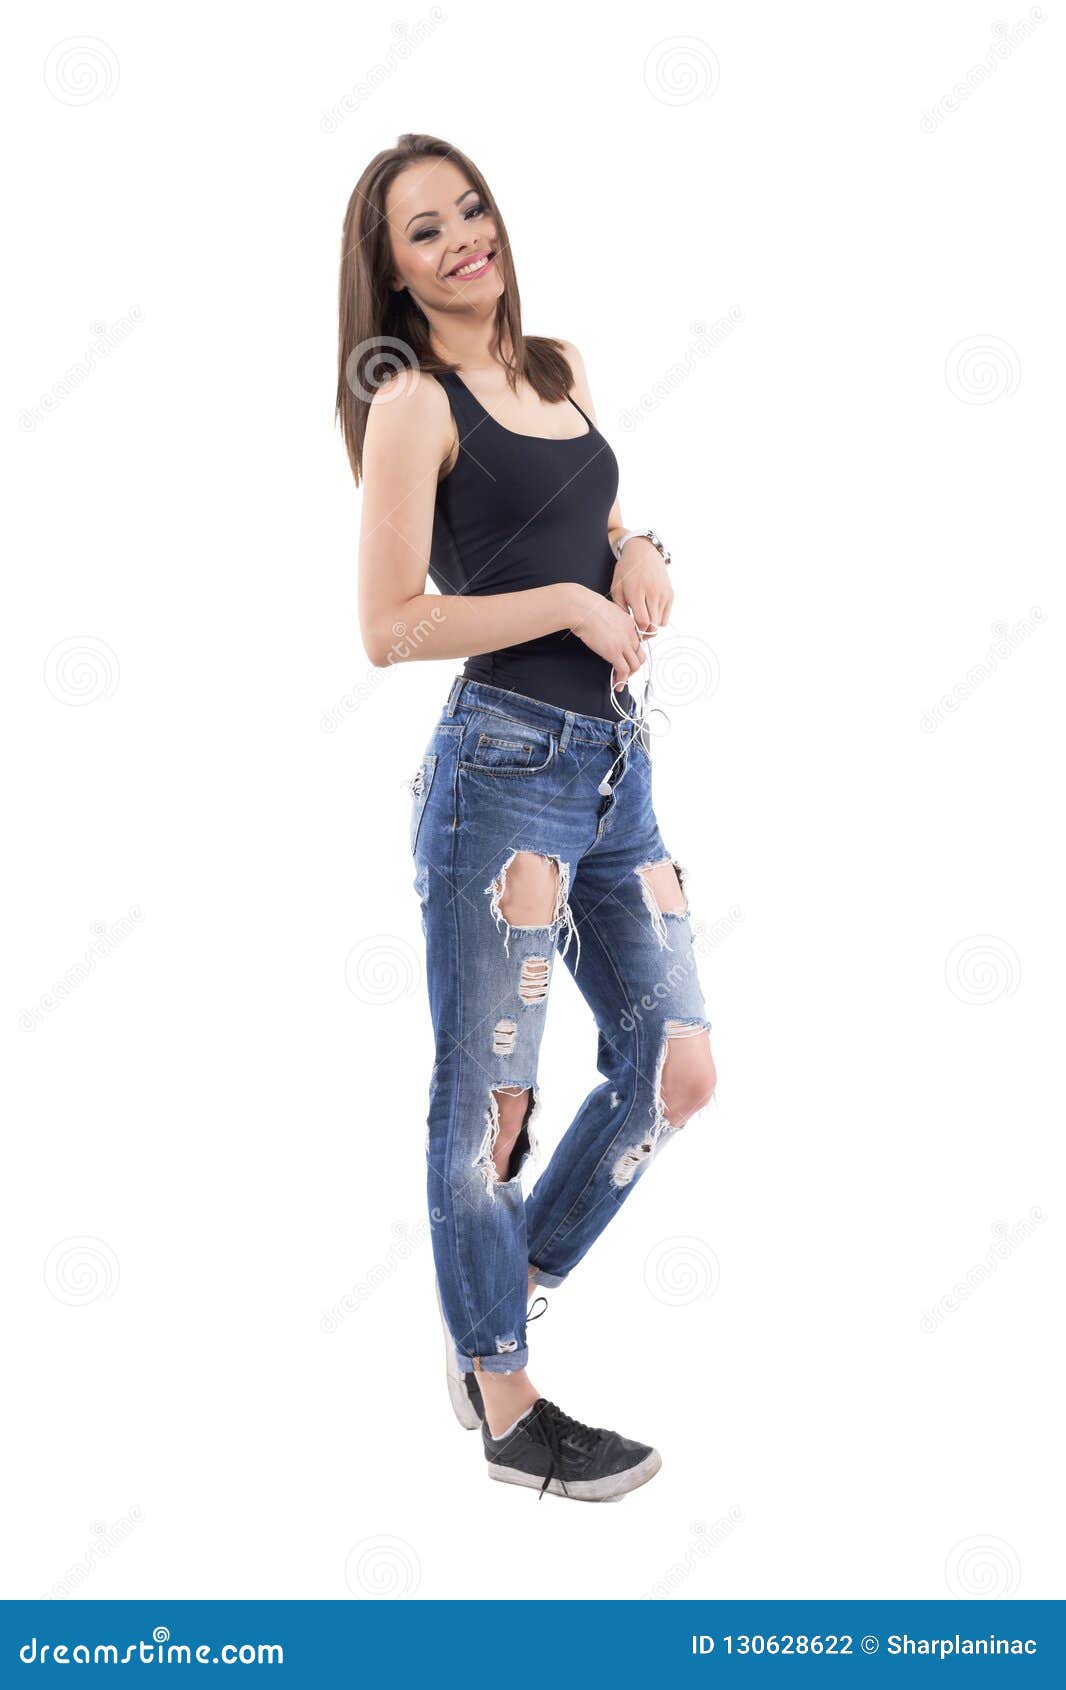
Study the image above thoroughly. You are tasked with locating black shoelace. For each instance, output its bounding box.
[522,1399,602,1500]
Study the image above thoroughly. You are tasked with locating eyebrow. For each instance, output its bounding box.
[404,188,479,232]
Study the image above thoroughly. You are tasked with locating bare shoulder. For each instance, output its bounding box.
[552,338,595,416]
[553,337,588,381]
[364,365,452,455]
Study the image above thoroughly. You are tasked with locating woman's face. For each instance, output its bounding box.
[384,157,503,315]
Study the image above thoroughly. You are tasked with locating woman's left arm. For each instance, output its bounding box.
[562,340,674,636]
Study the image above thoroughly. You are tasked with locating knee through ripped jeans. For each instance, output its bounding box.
[409,674,712,1374]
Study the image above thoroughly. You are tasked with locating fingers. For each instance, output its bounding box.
[626,591,650,631]
[647,591,672,629]
[634,595,666,635]
[621,635,646,684]
[612,643,644,689]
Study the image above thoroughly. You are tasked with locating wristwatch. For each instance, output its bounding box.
[612,528,671,566]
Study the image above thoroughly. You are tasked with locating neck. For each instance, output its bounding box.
[428,309,514,373]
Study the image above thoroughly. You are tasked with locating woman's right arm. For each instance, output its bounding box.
[357,374,645,682]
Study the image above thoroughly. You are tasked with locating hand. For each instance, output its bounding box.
[609,538,673,636]
[568,587,647,690]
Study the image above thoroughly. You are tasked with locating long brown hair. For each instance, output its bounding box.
[336,132,574,484]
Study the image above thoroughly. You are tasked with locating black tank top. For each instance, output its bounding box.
[427,369,625,718]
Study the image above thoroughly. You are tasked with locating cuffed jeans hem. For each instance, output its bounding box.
[456,1348,529,1375]
[528,1262,567,1289]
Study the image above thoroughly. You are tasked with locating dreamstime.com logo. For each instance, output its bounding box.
[19,907,144,1030]
[643,1510,745,1598]
[321,1211,444,1333]
[321,608,445,732]
[20,309,144,431]
[921,1210,1046,1333]
[19,1625,282,1666]
[921,610,1044,732]
[921,11,1045,133]
[618,312,742,432]
[42,1508,145,1599]
[320,11,446,133]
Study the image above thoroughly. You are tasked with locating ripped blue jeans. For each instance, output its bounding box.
[410,675,712,1374]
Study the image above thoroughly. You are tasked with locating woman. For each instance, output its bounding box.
[337,134,717,1502]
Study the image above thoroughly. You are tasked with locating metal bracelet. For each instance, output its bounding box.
[612,528,671,566]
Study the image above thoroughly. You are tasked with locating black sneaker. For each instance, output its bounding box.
[483,1398,661,1501]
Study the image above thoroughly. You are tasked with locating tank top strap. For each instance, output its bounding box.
[432,369,487,441]
[566,393,594,430]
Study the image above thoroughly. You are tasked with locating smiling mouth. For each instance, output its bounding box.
[445,249,496,280]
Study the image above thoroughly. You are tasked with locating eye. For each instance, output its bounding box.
[411,226,440,243]
[462,202,486,220]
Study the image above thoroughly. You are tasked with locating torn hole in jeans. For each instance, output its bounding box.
[485,851,580,968]
[474,1084,540,1198]
[610,1016,711,1188]
[492,1018,517,1056]
[634,857,690,951]
[518,956,550,1003]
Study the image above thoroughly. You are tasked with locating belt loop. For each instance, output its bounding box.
[558,712,575,752]
[444,674,465,717]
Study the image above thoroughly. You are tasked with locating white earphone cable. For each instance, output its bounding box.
[598,623,667,795]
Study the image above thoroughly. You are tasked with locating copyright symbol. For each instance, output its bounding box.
[861,1635,879,1654]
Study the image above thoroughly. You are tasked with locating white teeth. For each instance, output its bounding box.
[451,253,491,277]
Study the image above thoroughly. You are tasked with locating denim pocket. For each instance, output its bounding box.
[459,730,554,774]
[408,752,438,856]
[459,714,555,776]
[467,733,538,771]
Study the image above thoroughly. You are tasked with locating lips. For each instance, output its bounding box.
[445,249,496,280]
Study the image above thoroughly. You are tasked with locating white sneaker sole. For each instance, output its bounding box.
[486,1447,662,1501]
[434,1281,481,1431]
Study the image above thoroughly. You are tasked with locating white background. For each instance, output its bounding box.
[3,1,1062,1603]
